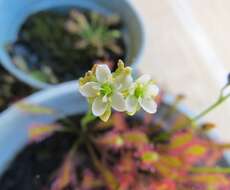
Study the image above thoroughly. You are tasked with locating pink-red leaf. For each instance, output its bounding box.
[81,169,103,189]
[51,152,77,190]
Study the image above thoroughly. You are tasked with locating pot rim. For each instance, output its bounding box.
[0,0,146,89]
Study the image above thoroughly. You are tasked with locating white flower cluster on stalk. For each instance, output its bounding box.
[79,60,159,121]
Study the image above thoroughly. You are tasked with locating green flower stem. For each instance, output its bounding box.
[192,92,230,123]
[170,89,230,133]
[191,167,230,174]
[81,110,96,130]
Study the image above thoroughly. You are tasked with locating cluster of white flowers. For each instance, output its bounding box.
[79,60,159,121]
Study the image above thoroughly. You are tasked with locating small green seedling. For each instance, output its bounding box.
[65,10,123,57]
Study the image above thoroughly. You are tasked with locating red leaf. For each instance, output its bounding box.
[81,169,103,189]
[149,179,176,190]
[51,152,77,190]
[169,131,208,164]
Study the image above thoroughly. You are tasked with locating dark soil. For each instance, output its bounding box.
[0,65,34,112]
[0,114,92,190]
[0,105,170,190]
[0,133,77,190]
[7,8,126,84]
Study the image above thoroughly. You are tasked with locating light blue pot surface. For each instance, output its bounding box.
[0,81,87,176]
[0,0,145,89]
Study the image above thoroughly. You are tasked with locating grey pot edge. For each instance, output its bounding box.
[0,0,146,89]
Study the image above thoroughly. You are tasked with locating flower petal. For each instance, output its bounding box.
[96,64,112,83]
[102,95,108,103]
[79,82,100,97]
[121,75,133,90]
[92,97,108,116]
[136,74,151,85]
[111,92,126,111]
[139,97,157,114]
[126,95,138,114]
[100,108,111,122]
[114,73,133,90]
[146,84,159,97]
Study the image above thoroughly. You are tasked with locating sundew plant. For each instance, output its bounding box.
[65,10,123,57]
[21,60,230,190]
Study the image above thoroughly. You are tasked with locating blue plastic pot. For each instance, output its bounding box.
[1,81,230,177]
[0,0,145,89]
[0,81,87,176]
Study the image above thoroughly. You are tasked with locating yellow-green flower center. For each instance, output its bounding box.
[100,83,113,96]
[134,84,144,98]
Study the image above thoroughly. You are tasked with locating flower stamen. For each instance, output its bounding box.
[134,84,144,98]
[100,83,113,97]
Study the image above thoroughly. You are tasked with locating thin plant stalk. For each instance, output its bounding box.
[192,90,230,123]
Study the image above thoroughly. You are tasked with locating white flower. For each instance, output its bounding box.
[113,60,133,91]
[126,74,159,115]
[79,64,127,121]
[79,61,159,122]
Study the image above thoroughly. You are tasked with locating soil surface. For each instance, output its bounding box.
[0,133,76,190]
[0,115,86,190]
[0,65,34,112]
[7,8,126,84]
